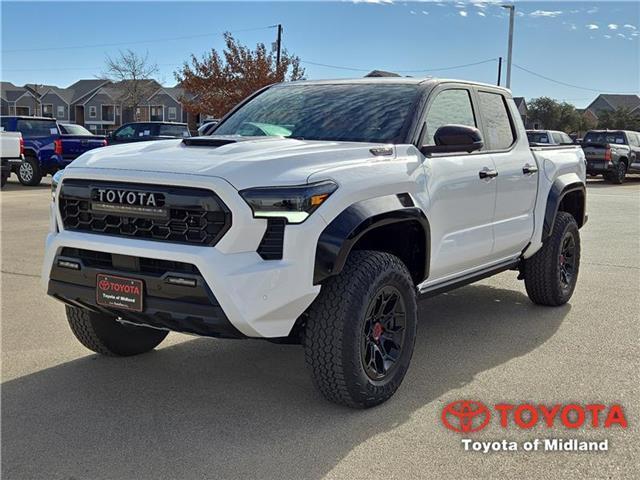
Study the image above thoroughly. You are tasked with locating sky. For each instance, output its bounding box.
[1,0,639,108]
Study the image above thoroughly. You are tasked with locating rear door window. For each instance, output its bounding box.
[136,124,156,138]
[477,91,515,150]
[158,124,189,137]
[16,119,58,138]
[551,132,564,144]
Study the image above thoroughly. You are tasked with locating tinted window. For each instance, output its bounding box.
[16,119,58,138]
[424,89,476,145]
[136,124,155,138]
[60,124,93,135]
[583,131,626,145]
[215,84,421,143]
[527,132,549,144]
[115,125,136,139]
[158,124,189,137]
[478,92,515,150]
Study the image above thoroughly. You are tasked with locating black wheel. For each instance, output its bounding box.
[524,212,580,306]
[611,161,627,184]
[65,306,168,356]
[17,156,43,186]
[303,250,417,408]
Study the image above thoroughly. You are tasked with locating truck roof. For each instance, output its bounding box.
[285,77,512,96]
[3,116,57,121]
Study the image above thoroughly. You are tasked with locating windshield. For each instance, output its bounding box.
[583,131,626,145]
[61,124,93,136]
[214,83,421,143]
[527,132,550,144]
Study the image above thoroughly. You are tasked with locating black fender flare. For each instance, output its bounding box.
[543,178,586,238]
[313,194,430,285]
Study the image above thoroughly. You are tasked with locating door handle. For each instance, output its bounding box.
[479,168,498,179]
[522,164,538,175]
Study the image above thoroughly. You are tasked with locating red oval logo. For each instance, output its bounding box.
[442,400,491,433]
[98,279,111,291]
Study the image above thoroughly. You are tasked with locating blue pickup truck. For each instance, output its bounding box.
[0,116,106,186]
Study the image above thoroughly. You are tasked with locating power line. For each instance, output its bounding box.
[299,58,498,74]
[3,57,499,75]
[513,63,638,94]
[3,26,275,53]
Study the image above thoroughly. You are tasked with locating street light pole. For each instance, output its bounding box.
[501,4,515,89]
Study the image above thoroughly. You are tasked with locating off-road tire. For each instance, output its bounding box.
[66,306,168,356]
[17,156,43,186]
[607,161,627,184]
[524,212,580,306]
[303,250,417,408]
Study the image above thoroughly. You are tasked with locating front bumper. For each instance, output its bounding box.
[43,169,325,338]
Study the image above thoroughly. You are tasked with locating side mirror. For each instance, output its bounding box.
[420,125,484,156]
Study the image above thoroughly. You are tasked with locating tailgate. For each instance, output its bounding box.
[61,136,106,159]
[581,143,607,161]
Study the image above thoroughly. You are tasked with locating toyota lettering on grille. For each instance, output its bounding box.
[91,188,168,218]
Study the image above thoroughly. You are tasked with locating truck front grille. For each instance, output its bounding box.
[59,180,231,246]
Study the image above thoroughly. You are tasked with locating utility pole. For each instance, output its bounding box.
[275,24,283,67]
[497,57,502,86]
[501,4,515,89]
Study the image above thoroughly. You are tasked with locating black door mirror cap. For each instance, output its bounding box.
[420,124,484,156]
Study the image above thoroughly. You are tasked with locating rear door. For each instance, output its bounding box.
[475,89,537,260]
[420,86,497,282]
[626,131,640,169]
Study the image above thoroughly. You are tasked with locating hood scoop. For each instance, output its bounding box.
[182,137,239,147]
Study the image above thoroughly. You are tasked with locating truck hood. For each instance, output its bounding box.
[68,137,390,190]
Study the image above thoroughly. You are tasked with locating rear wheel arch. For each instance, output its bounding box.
[314,195,430,286]
[543,179,586,239]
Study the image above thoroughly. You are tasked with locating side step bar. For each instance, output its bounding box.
[419,259,520,298]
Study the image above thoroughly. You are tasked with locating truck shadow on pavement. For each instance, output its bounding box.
[1,283,569,480]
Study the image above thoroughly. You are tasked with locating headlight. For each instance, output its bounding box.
[51,170,64,202]
[239,180,338,224]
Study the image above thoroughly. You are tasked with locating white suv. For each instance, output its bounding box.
[44,78,587,407]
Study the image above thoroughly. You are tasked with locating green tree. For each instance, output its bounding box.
[527,97,584,133]
[596,107,640,131]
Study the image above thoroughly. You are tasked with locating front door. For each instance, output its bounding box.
[419,87,497,284]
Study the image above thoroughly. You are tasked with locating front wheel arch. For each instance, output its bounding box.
[314,195,430,285]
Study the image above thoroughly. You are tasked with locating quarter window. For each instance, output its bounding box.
[477,91,515,150]
[424,89,476,145]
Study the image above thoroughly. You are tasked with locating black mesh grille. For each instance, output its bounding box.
[59,180,231,246]
[257,218,285,260]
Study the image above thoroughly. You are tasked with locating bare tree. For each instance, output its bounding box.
[103,50,159,119]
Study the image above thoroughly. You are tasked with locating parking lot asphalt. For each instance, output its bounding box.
[1,174,639,480]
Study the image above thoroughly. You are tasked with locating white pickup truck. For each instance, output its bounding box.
[0,130,23,187]
[43,78,587,408]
